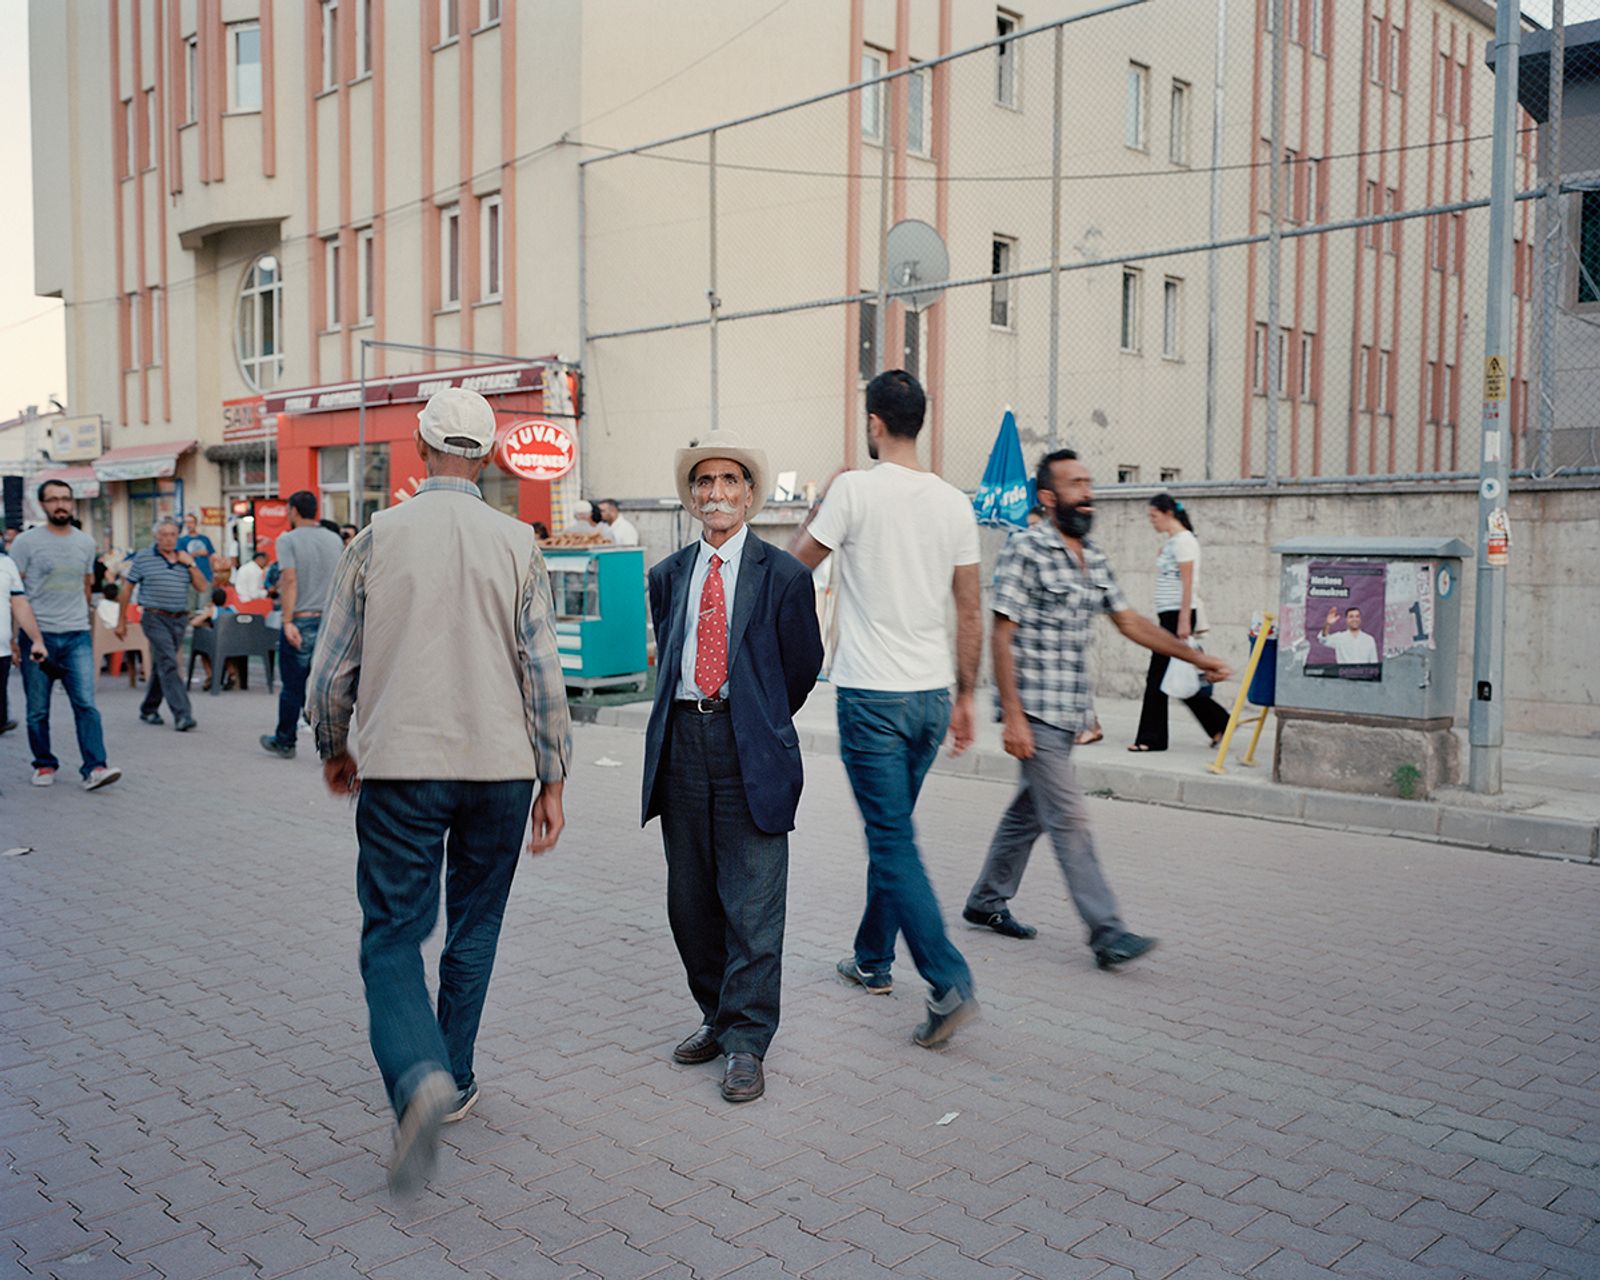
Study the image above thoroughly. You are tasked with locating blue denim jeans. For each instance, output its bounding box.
[21,630,107,778]
[355,778,535,1116]
[837,687,974,1003]
[272,615,320,748]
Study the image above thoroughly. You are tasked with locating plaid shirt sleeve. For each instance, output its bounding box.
[308,531,370,760]
[1096,551,1131,615]
[990,535,1032,622]
[517,543,572,785]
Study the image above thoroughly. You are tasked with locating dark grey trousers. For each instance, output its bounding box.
[139,610,193,721]
[659,706,789,1057]
[966,717,1125,944]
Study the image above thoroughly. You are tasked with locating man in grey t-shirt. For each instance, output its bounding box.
[11,480,122,789]
[260,491,347,758]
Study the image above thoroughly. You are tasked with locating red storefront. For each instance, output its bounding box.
[263,361,577,528]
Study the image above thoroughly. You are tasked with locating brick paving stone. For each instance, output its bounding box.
[236,1223,342,1279]
[1494,1226,1600,1277]
[555,1227,675,1279]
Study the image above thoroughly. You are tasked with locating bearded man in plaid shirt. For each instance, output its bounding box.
[964,449,1233,970]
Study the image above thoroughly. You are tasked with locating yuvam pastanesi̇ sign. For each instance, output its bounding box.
[495,419,575,482]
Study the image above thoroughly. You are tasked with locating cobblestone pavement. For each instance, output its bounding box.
[3,680,1598,1279]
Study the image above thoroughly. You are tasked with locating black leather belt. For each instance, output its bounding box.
[675,698,730,714]
[145,607,189,617]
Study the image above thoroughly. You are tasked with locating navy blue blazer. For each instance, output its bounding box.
[641,530,824,835]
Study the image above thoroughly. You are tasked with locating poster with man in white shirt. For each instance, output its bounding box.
[1306,562,1385,680]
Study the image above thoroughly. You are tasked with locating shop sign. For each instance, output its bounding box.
[201,506,224,525]
[265,363,549,415]
[222,396,272,442]
[496,419,576,482]
[49,415,103,462]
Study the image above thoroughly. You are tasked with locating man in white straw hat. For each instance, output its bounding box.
[309,386,571,1193]
[640,427,823,1104]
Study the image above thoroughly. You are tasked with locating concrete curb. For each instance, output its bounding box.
[571,700,1600,864]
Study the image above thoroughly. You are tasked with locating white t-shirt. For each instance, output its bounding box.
[808,463,980,690]
[0,555,23,641]
[608,514,640,547]
[1153,530,1200,612]
[1327,628,1378,664]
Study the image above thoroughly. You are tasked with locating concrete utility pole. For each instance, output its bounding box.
[1469,2,1521,795]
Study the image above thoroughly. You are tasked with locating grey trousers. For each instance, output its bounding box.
[966,717,1125,944]
[139,610,193,721]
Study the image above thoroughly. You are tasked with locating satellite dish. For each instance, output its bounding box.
[885,219,950,312]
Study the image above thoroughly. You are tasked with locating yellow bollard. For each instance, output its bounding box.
[1208,612,1276,775]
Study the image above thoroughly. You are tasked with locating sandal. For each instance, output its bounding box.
[1127,743,1153,752]
[1074,727,1103,746]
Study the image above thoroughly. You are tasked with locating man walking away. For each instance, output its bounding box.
[260,491,344,758]
[11,480,122,790]
[790,369,983,1049]
[966,450,1232,968]
[309,387,570,1195]
[120,517,208,731]
[642,428,823,1103]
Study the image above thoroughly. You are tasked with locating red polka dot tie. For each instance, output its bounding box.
[695,554,728,697]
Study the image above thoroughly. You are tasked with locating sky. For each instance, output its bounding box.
[0,0,65,422]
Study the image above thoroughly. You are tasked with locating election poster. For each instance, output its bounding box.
[1305,562,1386,681]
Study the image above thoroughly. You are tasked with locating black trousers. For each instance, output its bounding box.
[659,705,789,1058]
[1,653,10,725]
[1134,608,1232,750]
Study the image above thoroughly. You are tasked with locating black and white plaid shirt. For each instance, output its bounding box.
[991,524,1130,732]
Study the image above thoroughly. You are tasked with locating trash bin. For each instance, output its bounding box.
[1247,634,1277,707]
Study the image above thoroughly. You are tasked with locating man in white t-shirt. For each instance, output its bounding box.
[1320,605,1378,665]
[597,499,639,547]
[233,549,270,602]
[791,369,983,1050]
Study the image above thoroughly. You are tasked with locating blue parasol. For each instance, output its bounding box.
[971,409,1034,529]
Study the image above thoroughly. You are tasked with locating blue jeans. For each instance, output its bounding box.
[272,615,320,747]
[355,778,535,1116]
[837,687,974,1003]
[21,630,107,778]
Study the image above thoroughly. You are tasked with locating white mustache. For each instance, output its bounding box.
[697,501,741,515]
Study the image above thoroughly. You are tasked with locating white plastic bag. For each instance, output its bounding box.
[1160,641,1204,699]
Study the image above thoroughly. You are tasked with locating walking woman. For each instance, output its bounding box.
[1129,494,1231,752]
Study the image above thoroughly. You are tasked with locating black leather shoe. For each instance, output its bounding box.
[1094,931,1158,970]
[962,907,1037,940]
[173,716,197,733]
[139,711,164,726]
[672,1024,721,1065]
[721,1053,764,1103]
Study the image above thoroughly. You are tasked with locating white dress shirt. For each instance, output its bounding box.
[234,558,268,602]
[676,524,748,701]
[1327,628,1378,664]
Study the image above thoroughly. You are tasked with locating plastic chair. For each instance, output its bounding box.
[92,612,150,686]
[186,613,278,695]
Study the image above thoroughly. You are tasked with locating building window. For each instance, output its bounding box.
[441,204,461,308]
[1578,190,1600,304]
[1389,26,1403,93]
[996,10,1020,108]
[1452,210,1465,274]
[119,98,132,178]
[1310,0,1326,56]
[1159,467,1181,483]
[1305,156,1320,224]
[858,301,877,380]
[1162,276,1181,359]
[1286,0,1301,45]
[903,308,923,381]
[149,289,163,367]
[1432,214,1448,271]
[1283,149,1300,221]
[991,236,1015,329]
[1358,345,1372,409]
[1368,16,1383,85]
[1169,80,1190,166]
[321,0,339,91]
[1125,62,1149,151]
[1386,189,1400,253]
[324,236,341,329]
[236,253,284,391]
[484,0,501,22]
[1120,267,1142,353]
[1365,180,1381,248]
[185,37,198,123]
[1275,327,1289,397]
[860,48,885,142]
[229,23,262,111]
[907,67,930,158]
[1252,321,1267,393]
[126,293,141,371]
[1426,359,1440,423]
[1437,53,1451,119]
[1298,331,1315,401]
[356,226,375,322]
[356,0,372,76]
[480,195,503,300]
[142,89,156,170]
[1378,348,1392,413]
[318,444,388,527]
[441,0,459,42]
[1117,464,1141,484]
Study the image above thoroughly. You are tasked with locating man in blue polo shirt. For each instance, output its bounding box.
[119,517,208,732]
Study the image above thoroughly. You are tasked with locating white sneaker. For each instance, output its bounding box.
[31,768,56,787]
[83,766,123,792]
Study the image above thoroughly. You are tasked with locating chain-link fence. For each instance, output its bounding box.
[579,0,1600,496]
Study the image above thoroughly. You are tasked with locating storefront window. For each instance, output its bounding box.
[317,443,388,526]
[126,479,182,551]
[478,466,521,519]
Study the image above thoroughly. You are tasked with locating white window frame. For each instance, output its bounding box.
[1168,80,1190,166]
[1120,266,1142,353]
[1378,348,1392,413]
[1386,188,1400,253]
[1161,276,1181,359]
[995,10,1021,109]
[1389,26,1403,94]
[228,22,262,112]
[1275,327,1289,397]
[1358,346,1372,410]
[185,36,198,123]
[907,66,931,158]
[142,89,156,170]
[236,254,285,391]
[1310,0,1326,56]
[1305,156,1319,224]
[480,195,503,300]
[1125,62,1149,152]
[320,0,339,92]
[991,236,1016,330]
[440,0,459,43]
[1299,331,1315,401]
[1369,16,1384,86]
[484,0,502,22]
[356,226,375,323]
[1286,0,1301,46]
[1253,322,1268,393]
[149,289,163,367]
[356,0,372,76]
[324,236,341,329]
[127,293,141,371]
[120,98,133,178]
[441,204,461,308]
[861,48,886,142]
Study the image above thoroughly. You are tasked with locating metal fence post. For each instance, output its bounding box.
[1047,26,1064,449]
[1469,2,1522,796]
[708,130,720,433]
[1537,1,1564,478]
[1263,0,1283,486]
[1204,0,1228,481]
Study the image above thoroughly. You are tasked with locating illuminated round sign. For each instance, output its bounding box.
[496,418,576,482]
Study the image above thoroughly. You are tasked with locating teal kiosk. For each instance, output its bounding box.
[544,545,648,695]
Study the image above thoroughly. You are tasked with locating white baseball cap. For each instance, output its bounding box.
[417,387,497,458]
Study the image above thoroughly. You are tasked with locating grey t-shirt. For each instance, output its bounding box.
[11,526,95,633]
[276,525,346,614]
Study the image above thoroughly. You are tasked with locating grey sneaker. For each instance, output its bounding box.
[836,956,893,994]
[83,766,122,792]
[913,993,981,1049]
[387,1070,455,1196]
[443,1080,479,1123]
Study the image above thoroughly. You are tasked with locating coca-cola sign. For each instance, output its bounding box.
[496,418,576,482]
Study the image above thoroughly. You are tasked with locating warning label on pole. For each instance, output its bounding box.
[1483,355,1507,402]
